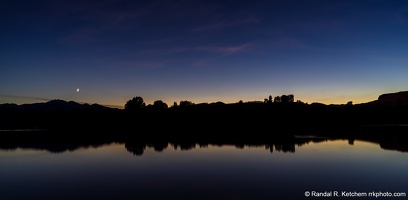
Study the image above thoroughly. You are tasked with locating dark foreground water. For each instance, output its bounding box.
[1,138,408,200]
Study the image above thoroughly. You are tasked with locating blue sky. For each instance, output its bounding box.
[1,0,408,107]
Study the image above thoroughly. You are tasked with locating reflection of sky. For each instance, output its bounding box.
[1,1,408,107]
[1,140,408,199]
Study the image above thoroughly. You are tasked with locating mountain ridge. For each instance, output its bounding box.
[2,91,408,110]
[0,99,118,112]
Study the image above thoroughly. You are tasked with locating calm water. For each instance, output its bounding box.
[1,139,408,200]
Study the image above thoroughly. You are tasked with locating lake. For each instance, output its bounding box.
[1,137,407,200]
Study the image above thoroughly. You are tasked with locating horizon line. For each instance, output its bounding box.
[1,93,386,109]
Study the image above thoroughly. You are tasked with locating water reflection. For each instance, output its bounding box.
[1,131,408,200]
[1,130,408,155]
[124,140,317,156]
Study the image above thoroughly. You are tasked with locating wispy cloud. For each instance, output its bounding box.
[196,43,251,55]
[53,1,160,46]
[0,94,53,102]
[138,47,190,56]
[137,43,251,57]
[191,17,261,32]
[191,21,229,32]
[109,60,165,70]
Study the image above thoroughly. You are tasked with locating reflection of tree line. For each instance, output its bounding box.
[124,138,328,156]
[1,128,407,154]
[124,143,299,156]
[123,133,408,156]
[0,131,327,154]
[0,131,118,153]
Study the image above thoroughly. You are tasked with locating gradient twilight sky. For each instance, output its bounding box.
[1,0,408,108]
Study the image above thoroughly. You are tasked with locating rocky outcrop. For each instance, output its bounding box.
[378,91,408,106]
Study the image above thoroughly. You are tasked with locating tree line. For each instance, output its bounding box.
[124,94,297,111]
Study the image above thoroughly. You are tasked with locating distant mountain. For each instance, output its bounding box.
[359,91,408,107]
[0,99,117,112]
[2,91,408,112]
[1,91,408,134]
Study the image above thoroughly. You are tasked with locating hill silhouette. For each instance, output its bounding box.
[1,91,407,139]
[0,99,117,112]
[0,99,120,131]
[359,91,408,107]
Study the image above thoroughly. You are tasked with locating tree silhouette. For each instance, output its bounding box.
[281,95,289,103]
[179,100,194,107]
[153,100,168,110]
[124,96,145,111]
[264,95,273,103]
[288,94,294,102]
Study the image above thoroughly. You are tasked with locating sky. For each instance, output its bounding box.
[1,0,408,108]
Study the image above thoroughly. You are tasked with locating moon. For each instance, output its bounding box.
[76,88,79,92]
